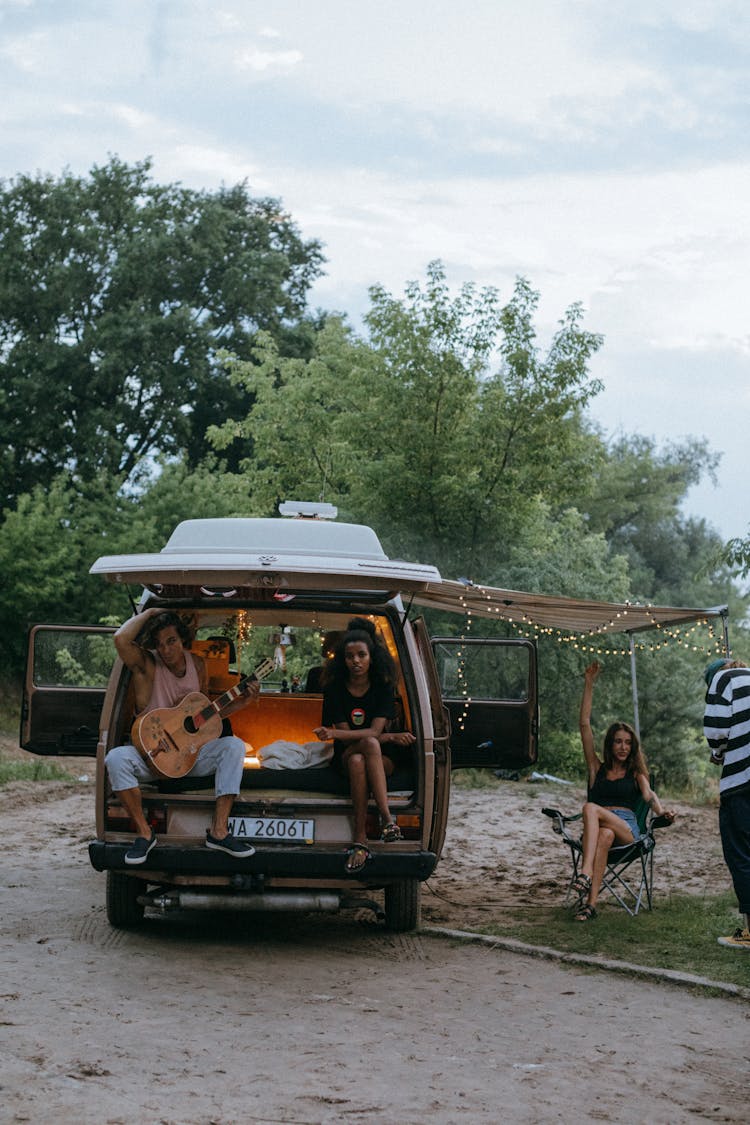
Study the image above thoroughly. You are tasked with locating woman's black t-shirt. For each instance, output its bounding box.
[322,680,395,761]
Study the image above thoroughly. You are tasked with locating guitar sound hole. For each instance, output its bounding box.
[184,716,198,735]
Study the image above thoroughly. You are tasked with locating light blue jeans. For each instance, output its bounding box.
[611,807,641,840]
[105,735,246,797]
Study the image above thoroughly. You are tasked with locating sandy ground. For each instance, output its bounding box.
[423,776,730,930]
[1,762,747,1124]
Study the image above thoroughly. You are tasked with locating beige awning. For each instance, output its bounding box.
[412,578,727,636]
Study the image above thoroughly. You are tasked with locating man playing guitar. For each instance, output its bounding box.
[105,607,259,866]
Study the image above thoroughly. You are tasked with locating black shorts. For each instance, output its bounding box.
[332,741,407,773]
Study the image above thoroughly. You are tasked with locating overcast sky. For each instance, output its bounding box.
[2,0,748,540]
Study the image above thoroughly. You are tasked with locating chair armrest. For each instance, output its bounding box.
[542,807,582,824]
[542,806,582,839]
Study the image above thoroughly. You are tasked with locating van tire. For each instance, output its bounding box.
[384,878,420,932]
[107,871,145,928]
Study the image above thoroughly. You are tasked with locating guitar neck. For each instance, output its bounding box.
[194,680,249,728]
[193,659,273,730]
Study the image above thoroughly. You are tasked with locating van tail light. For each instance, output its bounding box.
[147,806,168,833]
[365,811,421,841]
[395,814,422,841]
[105,803,167,834]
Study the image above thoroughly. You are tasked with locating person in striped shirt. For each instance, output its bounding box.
[703,657,750,950]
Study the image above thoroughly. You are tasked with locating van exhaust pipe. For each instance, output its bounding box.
[141,890,341,914]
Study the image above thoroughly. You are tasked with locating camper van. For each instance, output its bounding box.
[20,504,538,932]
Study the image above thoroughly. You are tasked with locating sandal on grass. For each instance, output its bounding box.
[574,904,597,923]
[381,821,402,843]
[344,843,372,873]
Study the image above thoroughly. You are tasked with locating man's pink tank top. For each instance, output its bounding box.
[148,651,201,709]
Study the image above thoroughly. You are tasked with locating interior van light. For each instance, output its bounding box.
[279,501,338,520]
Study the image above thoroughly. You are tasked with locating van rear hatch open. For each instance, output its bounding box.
[21,512,539,932]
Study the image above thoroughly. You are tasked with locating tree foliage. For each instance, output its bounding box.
[208,260,748,789]
[583,434,717,537]
[0,457,267,676]
[719,534,750,578]
[212,261,605,577]
[0,157,324,507]
[2,194,743,794]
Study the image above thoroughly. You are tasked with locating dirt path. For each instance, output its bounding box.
[1,774,747,1124]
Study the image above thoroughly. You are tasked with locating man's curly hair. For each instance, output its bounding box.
[143,611,192,648]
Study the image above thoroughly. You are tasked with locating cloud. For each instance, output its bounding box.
[234,46,303,73]
[110,103,160,131]
[171,143,270,190]
[257,158,749,349]
[0,28,45,71]
[0,0,747,537]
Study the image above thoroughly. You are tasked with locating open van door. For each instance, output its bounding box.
[20,625,116,756]
[431,637,538,770]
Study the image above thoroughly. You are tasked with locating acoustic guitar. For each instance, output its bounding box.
[131,657,275,779]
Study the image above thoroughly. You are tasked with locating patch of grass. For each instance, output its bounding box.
[0,756,73,786]
[470,892,750,991]
[452,768,506,789]
[0,677,21,732]
[667,777,720,807]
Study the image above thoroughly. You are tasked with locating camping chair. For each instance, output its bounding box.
[541,799,673,916]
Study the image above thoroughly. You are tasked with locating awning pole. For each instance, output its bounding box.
[721,608,731,656]
[629,633,641,742]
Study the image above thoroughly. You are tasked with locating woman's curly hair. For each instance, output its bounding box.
[322,625,397,689]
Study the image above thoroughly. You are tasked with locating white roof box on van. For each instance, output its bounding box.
[90,517,442,594]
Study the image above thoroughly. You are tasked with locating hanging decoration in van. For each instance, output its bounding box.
[271,625,295,669]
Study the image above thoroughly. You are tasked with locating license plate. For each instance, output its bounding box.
[227,816,315,843]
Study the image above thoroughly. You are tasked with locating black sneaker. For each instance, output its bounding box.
[205,830,255,858]
[124,832,157,865]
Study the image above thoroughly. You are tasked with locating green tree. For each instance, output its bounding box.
[212,261,605,577]
[0,157,324,507]
[208,315,363,514]
[0,477,118,678]
[719,533,750,578]
[583,434,716,535]
[348,268,605,575]
[0,459,263,680]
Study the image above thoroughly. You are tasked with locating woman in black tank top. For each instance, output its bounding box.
[573,661,675,922]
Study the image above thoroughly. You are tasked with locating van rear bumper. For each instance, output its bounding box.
[88,840,438,881]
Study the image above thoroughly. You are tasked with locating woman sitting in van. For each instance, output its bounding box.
[313,621,409,873]
[573,660,675,922]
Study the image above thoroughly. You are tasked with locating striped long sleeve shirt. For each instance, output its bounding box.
[704,665,750,797]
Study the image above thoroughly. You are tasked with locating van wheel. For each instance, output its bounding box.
[106,871,145,928]
[384,878,421,932]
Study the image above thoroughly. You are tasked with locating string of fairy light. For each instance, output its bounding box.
[454,592,724,656]
[233,609,252,668]
[450,591,725,731]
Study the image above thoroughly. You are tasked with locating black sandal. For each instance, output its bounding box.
[381,821,402,843]
[572,872,592,904]
[574,904,597,923]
